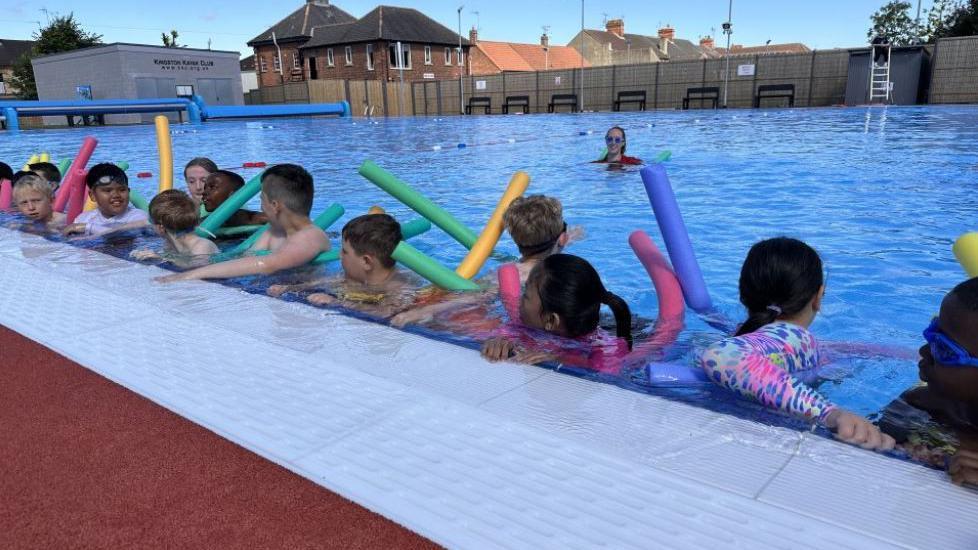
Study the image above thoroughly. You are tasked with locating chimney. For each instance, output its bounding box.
[699,36,714,49]
[469,27,478,44]
[658,26,675,41]
[541,33,549,48]
[606,19,624,38]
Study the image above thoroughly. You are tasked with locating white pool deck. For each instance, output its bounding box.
[1,225,976,549]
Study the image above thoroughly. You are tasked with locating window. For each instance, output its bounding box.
[176,85,194,98]
[444,47,452,65]
[345,46,353,65]
[326,48,334,66]
[424,45,432,65]
[273,53,281,72]
[293,52,301,70]
[259,56,268,73]
[457,48,464,66]
[308,57,318,79]
[366,44,374,70]
[388,43,412,69]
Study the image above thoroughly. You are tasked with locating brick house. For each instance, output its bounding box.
[714,43,811,56]
[0,38,34,97]
[467,28,588,76]
[569,19,710,66]
[247,0,355,88]
[299,6,469,83]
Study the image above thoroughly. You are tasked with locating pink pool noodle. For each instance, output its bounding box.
[628,230,685,354]
[53,136,98,213]
[498,263,521,322]
[65,170,88,224]
[0,179,11,210]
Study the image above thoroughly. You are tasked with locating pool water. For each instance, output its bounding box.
[2,105,976,425]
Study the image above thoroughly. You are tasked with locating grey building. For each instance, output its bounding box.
[31,43,243,124]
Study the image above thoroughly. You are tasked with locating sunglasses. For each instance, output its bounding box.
[605,136,624,144]
[923,317,978,367]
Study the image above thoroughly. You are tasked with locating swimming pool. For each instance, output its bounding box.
[2,105,976,422]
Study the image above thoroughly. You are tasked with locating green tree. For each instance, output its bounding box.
[868,1,919,45]
[9,13,102,99]
[161,30,180,48]
[932,0,978,39]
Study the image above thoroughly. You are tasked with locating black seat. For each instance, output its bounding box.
[754,84,795,108]
[682,87,720,110]
[548,93,578,113]
[502,95,530,115]
[465,96,491,115]
[613,90,646,111]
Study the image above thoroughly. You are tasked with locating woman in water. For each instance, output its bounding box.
[595,126,642,165]
[183,157,218,208]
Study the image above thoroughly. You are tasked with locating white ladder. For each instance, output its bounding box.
[868,44,892,104]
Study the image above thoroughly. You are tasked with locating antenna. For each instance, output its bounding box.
[470,10,480,31]
[602,12,610,25]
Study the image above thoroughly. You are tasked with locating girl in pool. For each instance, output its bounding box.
[595,126,643,165]
[481,254,633,372]
[183,157,218,207]
[698,237,895,452]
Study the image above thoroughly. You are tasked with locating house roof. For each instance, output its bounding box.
[715,43,811,56]
[248,1,356,47]
[301,6,468,49]
[474,40,588,74]
[580,29,706,62]
[0,38,34,66]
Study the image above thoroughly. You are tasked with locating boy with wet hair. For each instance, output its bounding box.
[157,164,329,282]
[12,173,65,228]
[63,163,149,237]
[28,161,62,191]
[131,189,218,266]
[201,170,267,228]
[503,194,575,282]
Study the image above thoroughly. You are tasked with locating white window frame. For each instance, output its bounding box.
[457,48,464,66]
[424,45,432,65]
[389,43,412,70]
[326,48,334,66]
[273,53,281,72]
[259,56,268,73]
[444,47,452,65]
[292,52,301,70]
[344,46,353,65]
[366,44,374,70]
[175,84,194,98]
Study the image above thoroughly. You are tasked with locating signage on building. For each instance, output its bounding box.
[153,58,216,72]
[737,64,756,77]
[423,73,435,79]
[475,80,486,90]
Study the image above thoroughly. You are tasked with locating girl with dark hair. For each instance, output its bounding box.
[699,237,895,452]
[481,254,633,371]
[183,157,218,207]
[594,126,643,165]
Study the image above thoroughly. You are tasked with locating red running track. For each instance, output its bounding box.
[0,325,438,550]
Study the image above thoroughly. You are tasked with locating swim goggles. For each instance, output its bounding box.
[605,136,624,144]
[923,317,978,367]
[519,222,567,256]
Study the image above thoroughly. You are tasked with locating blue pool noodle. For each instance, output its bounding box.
[640,164,713,313]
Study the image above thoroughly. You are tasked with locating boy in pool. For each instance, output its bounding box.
[12,173,65,229]
[157,164,330,282]
[63,163,149,237]
[880,277,978,486]
[131,189,218,267]
[269,213,418,319]
[201,170,268,229]
[28,161,62,193]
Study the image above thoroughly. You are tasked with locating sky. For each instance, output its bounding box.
[0,0,935,56]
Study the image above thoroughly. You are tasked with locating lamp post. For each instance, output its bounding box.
[458,5,464,115]
[580,0,585,112]
[721,0,733,108]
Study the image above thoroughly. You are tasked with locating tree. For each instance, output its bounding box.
[868,1,919,45]
[9,13,102,99]
[932,0,978,39]
[161,30,180,48]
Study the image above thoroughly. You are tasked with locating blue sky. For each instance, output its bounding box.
[0,1,932,56]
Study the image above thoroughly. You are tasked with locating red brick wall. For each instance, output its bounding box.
[467,46,501,76]
[254,44,306,87]
[304,42,469,82]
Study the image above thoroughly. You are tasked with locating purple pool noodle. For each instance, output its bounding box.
[640,164,713,313]
[646,361,710,386]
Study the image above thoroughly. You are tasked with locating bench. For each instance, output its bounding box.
[754,84,795,108]
[502,95,529,115]
[613,90,646,111]
[548,93,578,113]
[465,96,491,115]
[682,87,719,110]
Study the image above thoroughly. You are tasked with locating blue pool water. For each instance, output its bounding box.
[2,106,976,422]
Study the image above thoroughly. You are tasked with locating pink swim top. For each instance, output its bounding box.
[496,323,630,374]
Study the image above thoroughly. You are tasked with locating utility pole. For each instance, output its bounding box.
[458,5,464,115]
[580,0,585,112]
[721,0,733,108]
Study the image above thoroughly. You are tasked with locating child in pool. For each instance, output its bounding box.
[63,163,149,237]
[0,162,13,183]
[184,157,217,208]
[269,214,418,319]
[12,173,65,229]
[201,170,268,228]
[879,277,978,486]
[130,189,218,267]
[28,161,62,193]
[481,254,633,370]
[698,237,895,452]
[157,164,330,282]
[594,126,642,165]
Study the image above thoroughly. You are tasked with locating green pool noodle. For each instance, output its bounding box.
[597,147,607,161]
[306,218,432,265]
[56,159,71,175]
[199,203,209,218]
[196,171,264,238]
[653,150,672,163]
[391,241,480,291]
[214,224,265,237]
[115,161,129,171]
[358,160,477,249]
[129,188,150,211]
[227,203,346,257]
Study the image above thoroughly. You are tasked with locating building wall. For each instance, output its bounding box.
[241,70,258,92]
[466,46,500,76]
[0,65,18,97]
[303,42,468,82]
[253,43,305,87]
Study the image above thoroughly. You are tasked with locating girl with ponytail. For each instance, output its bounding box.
[700,237,895,452]
[481,254,633,372]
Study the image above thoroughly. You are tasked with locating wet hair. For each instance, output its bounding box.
[735,237,824,336]
[342,214,402,269]
[149,189,200,232]
[503,195,565,256]
[949,277,978,314]
[212,169,245,190]
[28,162,62,183]
[527,254,633,349]
[603,125,627,159]
[12,173,53,199]
[184,157,218,177]
[261,164,314,216]
[85,163,129,189]
[11,170,36,185]
[0,162,12,182]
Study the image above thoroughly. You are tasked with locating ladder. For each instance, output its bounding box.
[868,44,892,104]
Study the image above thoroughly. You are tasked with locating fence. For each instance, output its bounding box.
[247,36,978,116]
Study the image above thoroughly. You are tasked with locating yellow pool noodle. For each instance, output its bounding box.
[84,195,97,211]
[368,205,386,214]
[155,115,173,192]
[953,232,978,278]
[455,171,530,279]
[22,153,39,171]
[39,152,50,162]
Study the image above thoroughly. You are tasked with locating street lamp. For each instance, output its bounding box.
[721,0,733,108]
[580,0,585,112]
[458,5,464,115]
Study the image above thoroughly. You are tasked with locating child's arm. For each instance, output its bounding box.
[268,277,329,297]
[228,209,269,227]
[390,290,490,327]
[190,238,220,256]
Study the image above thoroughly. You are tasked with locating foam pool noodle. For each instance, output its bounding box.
[391,241,480,291]
[22,153,39,171]
[230,203,346,257]
[456,171,530,279]
[196,172,263,238]
[65,169,89,224]
[953,232,978,277]
[498,263,521,321]
[39,152,50,163]
[155,116,173,192]
[0,179,12,211]
[53,136,98,213]
[308,218,432,265]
